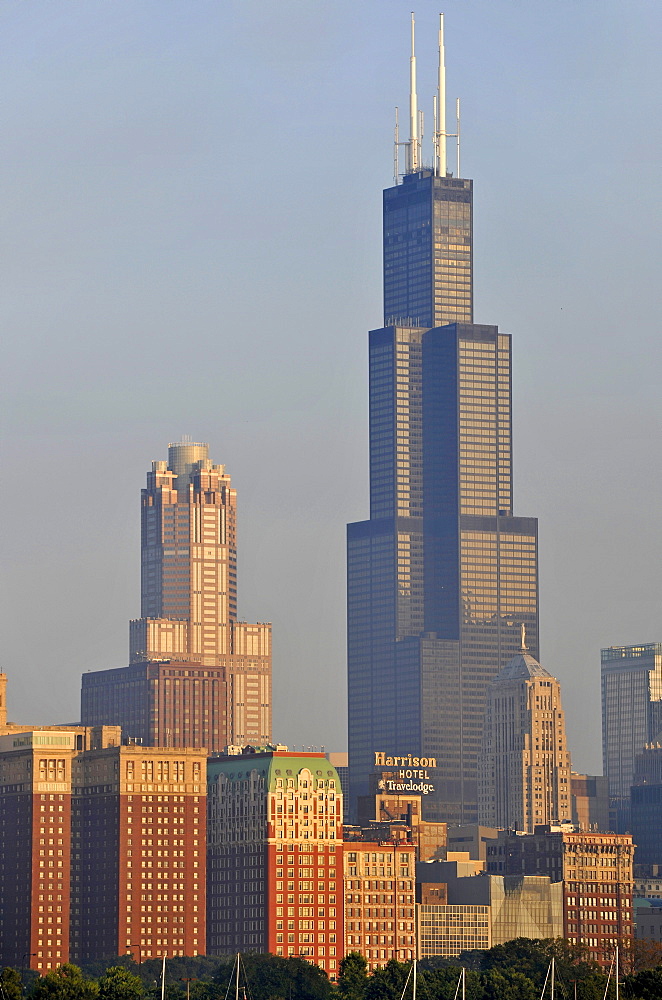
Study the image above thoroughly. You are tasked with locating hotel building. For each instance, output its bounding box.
[0,729,206,970]
[207,746,343,976]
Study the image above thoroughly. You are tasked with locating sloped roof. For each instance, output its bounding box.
[493,651,553,683]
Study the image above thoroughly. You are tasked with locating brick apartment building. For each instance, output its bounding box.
[0,729,206,971]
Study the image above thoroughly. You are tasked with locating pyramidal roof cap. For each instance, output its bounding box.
[494,650,553,683]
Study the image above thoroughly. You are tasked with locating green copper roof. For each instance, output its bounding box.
[207,751,341,793]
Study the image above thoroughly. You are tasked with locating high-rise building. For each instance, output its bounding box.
[571,773,609,833]
[0,729,206,971]
[601,643,662,832]
[478,641,572,833]
[81,440,271,752]
[347,17,539,825]
[630,743,662,871]
[70,743,207,963]
[207,746,344,975]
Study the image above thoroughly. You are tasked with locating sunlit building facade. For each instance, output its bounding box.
[348,318,539,824]
[343,841,416,969]
[488,826,634,967]
[479,647,572,833]
[383,171,472,329]
[348,30,539,826]
[207,747,344,976]
[81,440,271,752]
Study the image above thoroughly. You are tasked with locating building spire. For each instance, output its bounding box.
[521,622,528,652]
[407,12,420,173]
[436,13,446,176]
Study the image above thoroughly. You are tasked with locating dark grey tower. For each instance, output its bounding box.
[347,18,539,824]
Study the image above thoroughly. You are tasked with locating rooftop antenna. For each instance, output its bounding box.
[407,12,420,173]
[456,97,461,177]
[394,106,400,184]
[436,13,447,176]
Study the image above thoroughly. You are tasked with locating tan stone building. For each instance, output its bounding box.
[81,440,271,751]
[343,840,416,969]
[479,641,572,833]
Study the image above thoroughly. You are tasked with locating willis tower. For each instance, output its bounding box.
[347,15,539,824]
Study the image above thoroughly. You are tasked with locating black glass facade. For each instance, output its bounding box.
[383,171,473,329]
[348,168,539,825]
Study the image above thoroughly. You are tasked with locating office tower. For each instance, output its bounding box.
[343,841,416,968]
[0,727,121,972]
[70,744,206,962]
[630,743,662,871]
[478,639,572,833]
[601,643,662,832]
[571,773,609,832]
[207,746,343,974]
[81,440,271,751]
[347,18,539,825]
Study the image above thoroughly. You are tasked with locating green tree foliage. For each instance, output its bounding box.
[212,955,331,1000]
[481,937,600,990]
[97,968,144,1000]
[30,965,99,1000]
[623,966,662,1000]
[479,968,538,1000]
[418,965,482,1000]
[0,968,23,1000]
[338,953,368,1000]
[364,959,411,1000]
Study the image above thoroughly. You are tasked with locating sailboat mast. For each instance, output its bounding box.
[161,956,166,1000]
[551,956,555,1000]
[412,958,417,1000]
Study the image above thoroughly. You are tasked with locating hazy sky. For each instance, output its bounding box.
[1,0,661,775]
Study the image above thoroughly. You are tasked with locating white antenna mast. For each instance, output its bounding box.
[437,13,447,176]
[394,106,400,184]
[456,97,461,177]
[408,12,419,172]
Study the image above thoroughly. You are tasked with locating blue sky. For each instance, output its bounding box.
[1,0,661,773]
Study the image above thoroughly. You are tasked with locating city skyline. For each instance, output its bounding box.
[2,3,662,775]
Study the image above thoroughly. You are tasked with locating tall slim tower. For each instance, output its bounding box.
[347,18,539,824]
[81,440,271,751]
[479,637,572,833]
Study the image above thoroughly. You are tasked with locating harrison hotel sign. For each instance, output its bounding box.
[374,751,436,796]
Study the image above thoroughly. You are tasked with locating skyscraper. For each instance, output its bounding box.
[601,643,662,832]
[347,16,539,824]
[81,440,271,751]
[478,637,572,833]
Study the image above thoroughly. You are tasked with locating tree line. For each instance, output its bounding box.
[3,939,662,1000]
